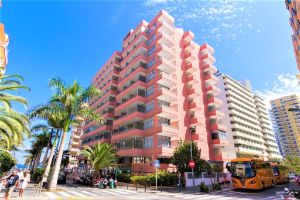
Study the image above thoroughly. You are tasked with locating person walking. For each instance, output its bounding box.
[19,172,30,198]
[4,170,19,200]
[177,173,182,192]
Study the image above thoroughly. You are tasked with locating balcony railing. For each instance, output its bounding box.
[114,106,145,120]
[113,122,144,135]
[116,90,146,106]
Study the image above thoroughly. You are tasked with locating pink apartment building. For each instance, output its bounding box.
[81,10,228,173]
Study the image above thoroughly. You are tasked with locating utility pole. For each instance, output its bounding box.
[189,126,196,193]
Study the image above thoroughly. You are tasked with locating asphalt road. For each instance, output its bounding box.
[1,182,299,199]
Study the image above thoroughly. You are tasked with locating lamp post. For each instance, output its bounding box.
[189,126,196,193]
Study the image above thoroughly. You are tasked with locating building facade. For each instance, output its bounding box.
[270,94,300,158]
[81,10,229,173]
[0,2,9,77]
[216,73,281,161]
[68,125,84,168]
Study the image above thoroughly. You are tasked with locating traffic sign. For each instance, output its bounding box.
[154,160,160,168]
[189,160,195,168]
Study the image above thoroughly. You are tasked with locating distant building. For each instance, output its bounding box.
[68,125,83,168]
[0,2,9,77]
[216,72,282,161]
[270,94,300,158]
[81,10,229,173]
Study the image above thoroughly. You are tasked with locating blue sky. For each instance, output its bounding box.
[1,0,299,163]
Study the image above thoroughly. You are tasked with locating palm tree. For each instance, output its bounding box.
[31,78,102,191]
[0,74,30,150]
[81,143,117,174]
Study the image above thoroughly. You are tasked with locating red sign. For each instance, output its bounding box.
[189,160,195,168]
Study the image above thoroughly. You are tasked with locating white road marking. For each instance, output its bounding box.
[67,190,86,197]
[58,191,72,197]
[99,189,120,195]
[118,189,137,193]
[44,192,58,198]
[81,191,98,196]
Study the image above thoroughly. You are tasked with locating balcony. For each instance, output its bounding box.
[156,32,174,48]
[185,62,198,73]
[203,63,217,74]
[147,123,178,137]
[82,125,113,139]
[206,85,221,95]
[186,86,201,97]
[156,87,177,102]
[157,21,175,36]
[116,91,146,112]
[204,73,218,82]
[184,40,196,52]
[206,94,223,105]
[112,128,144,141]
[185,51,197,63]
[201,53,216,64]
[156,105,178,119]
[114,106,146,127]
[185,74,199,85]
[157,71,176,88]
[118,65,147,87]
[121,42,148,66]
[115,137,144,156]
[122,32,147,56]
[157,44,175,61]
[121,51,148,69]
[157,57,176,74]
[117,77,147,100]
[212,132,228,146]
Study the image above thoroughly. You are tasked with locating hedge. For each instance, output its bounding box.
[130,171,177,186]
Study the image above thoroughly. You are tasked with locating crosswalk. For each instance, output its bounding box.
[155,191,288,200]
[43,188,138,199]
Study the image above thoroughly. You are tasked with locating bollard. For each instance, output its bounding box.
[127,183,129,190]
[160,184,163,192]
[144,185,146,192]
[136,184,138,191]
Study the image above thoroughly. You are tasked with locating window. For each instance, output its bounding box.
[146,101,155,112]
[146,70,156,82]
[148,34,156,45]
[146,86,155,96]
[144,118,154,129]
[158,135,171,147]
[149,46,156,56]
[144,136,153,148]
[147,58,156,68]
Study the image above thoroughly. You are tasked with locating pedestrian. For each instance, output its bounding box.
[19,172,30,198]
[177,173,182,192]
[14,169,23,192]
[223,174,228,188]
[4,170,19,200]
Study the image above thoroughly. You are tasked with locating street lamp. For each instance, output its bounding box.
[189,126,196,193]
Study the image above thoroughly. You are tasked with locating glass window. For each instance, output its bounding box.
[149,46,156,56]
[144,118,154,129]
[144,136,153,148]
[146,86,155,96]
[146,70,156,82]
[148,34,156,45]
[158,135,171,147]
[146,101,155,112]
[147,58,156,68]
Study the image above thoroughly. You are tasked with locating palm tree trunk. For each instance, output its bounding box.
[48,130,67,191]
[30,154,37,171]
[39,130,59,191]
[42,129,54,166]
[33,150,42,170]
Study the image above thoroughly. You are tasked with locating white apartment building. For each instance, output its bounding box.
[68,126,83,168]
[216,72,281,161]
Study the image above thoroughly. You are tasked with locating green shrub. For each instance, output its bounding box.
[0,151,16,177]
[130,171,177,187]
[118,173,131,183]
[31,168,45,183]
[199,181,209,193]
[213,183,222,190]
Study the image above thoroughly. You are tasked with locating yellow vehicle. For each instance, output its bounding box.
[271,163,289,184]
[226,158,275,190]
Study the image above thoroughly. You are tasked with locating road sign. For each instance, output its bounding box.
[154,160,160,168]
[189,160,195,168]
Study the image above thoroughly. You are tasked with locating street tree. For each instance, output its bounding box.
[81,143,117,174]
[282,155,300,174]
[0,150,16,176]
[171,141,211,175]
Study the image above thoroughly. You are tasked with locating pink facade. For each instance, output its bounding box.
[82,10,228,173]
